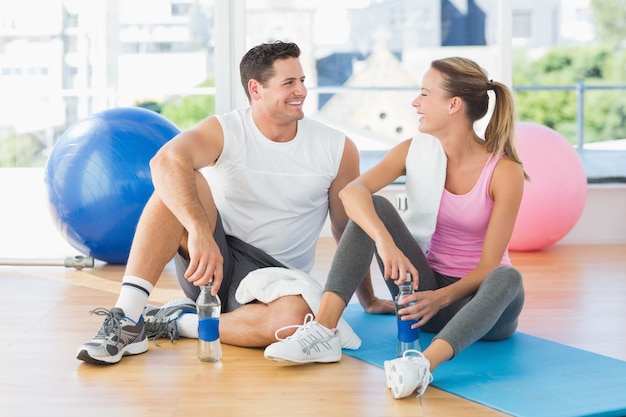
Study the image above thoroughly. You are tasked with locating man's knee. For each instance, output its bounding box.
[268,296,312,338]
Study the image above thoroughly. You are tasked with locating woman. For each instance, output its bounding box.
[264,57,527,399]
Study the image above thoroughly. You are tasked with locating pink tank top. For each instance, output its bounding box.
[425,153,511,277]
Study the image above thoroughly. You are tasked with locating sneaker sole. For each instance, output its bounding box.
[264,352,342,364]
[76,339,149,365]
[383,360,393,388]
[385,361,416,399]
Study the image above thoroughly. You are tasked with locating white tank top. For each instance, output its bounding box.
[203,107,345,272]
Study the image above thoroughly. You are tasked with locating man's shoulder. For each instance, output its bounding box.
[299,116,345,139]
[216,107,248,123]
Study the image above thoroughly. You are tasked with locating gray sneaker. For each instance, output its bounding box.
[143,297,197,342]
[76,307,148,365]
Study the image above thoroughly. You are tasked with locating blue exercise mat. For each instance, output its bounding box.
[342,304,626,417]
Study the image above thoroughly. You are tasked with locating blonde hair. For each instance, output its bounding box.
[431,57,528,179]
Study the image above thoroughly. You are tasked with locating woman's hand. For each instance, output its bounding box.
[398,290,444,328]
[375,239,419,288]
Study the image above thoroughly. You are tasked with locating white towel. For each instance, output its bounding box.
[401,133,447,253]
[235,267,362,350]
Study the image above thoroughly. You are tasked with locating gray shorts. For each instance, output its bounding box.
[174,212,286,312]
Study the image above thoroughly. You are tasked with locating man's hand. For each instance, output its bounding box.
[184,229,224,293]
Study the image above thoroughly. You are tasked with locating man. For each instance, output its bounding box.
[77,41,392,365]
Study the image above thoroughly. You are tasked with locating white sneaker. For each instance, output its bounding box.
[384,350,433,399]
[264,313,342,364]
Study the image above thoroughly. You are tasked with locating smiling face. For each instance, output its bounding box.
[251,57,307,126]
[411,68,454,135]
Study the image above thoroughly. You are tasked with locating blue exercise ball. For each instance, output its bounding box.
[44,107,180,264]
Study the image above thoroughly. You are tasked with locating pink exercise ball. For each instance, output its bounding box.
[509,122,587,251]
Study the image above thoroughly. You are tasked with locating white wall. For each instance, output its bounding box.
[559,184,626,245]
[1,169,623,264]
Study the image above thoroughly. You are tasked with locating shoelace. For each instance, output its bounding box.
[402,349,434,393]
[143,306,181,346]
[273,313,315,341]
[89,307,123,341]
[402,349,425,359]
[144,321,175,347]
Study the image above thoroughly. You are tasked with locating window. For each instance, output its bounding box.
[513,10,532,39]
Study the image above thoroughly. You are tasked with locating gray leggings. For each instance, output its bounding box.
[325,195,525,356]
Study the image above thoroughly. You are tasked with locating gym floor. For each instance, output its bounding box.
[1,168,625,416]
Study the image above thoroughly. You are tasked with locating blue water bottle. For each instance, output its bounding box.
[197,282,222,362]
[395,274,421,357]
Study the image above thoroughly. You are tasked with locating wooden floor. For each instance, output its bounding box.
[0,239,625,417]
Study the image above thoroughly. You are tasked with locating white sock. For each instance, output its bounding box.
[177,313,199,338]
[114,275,154,323]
